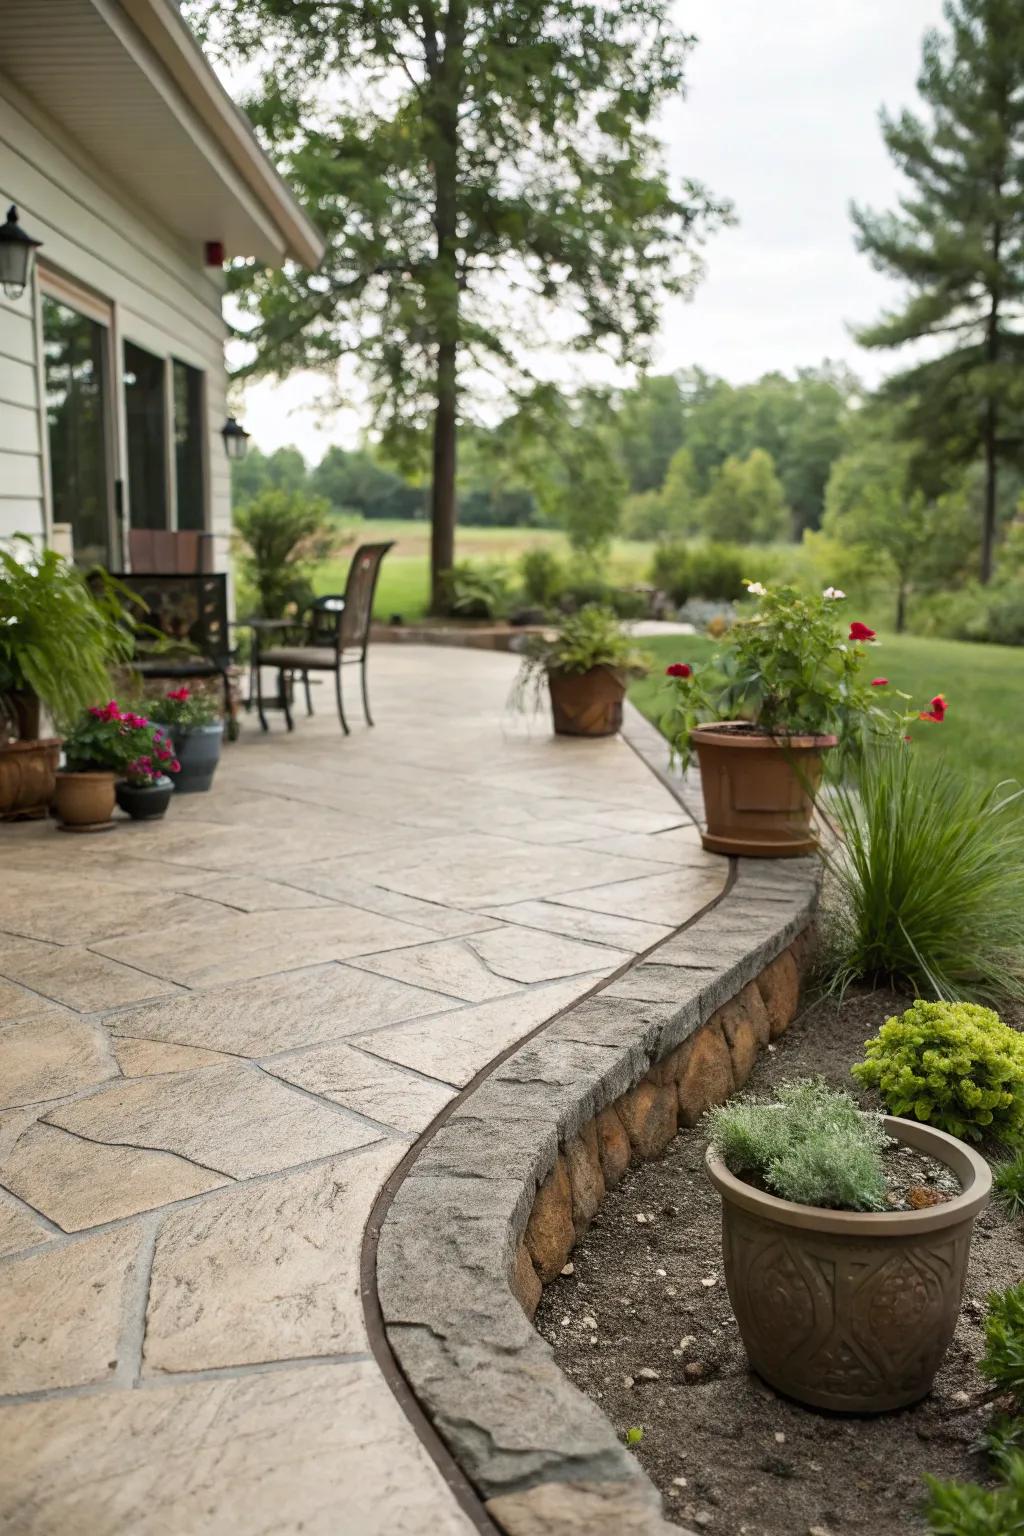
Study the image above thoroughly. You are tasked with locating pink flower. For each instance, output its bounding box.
[167,686,190,702]
[665,663,693,679]
[170,759,180,773]
[870,677,888,687]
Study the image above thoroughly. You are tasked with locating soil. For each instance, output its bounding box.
[536,989,1023,1536]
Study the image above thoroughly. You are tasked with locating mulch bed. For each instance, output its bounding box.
[536,989,1023,1536]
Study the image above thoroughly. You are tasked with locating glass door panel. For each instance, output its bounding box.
[41,295,112,568]
[173,360,205,531]
[124,341,167,530]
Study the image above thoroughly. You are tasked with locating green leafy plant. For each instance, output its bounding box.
[0,539,138,735]
[510,605,649,712]
[853,1001,1024,1143]
[62,702,177,783]
[658,582,933,771]
[993,1153,1024,1221]
[980,1283,1024,1407]
[233,490,348,619]
[440,560,511,620]
[823,748,1024,1001]
[519,547,565,611]
[706,1079,889,1212]
[624,1426,644,1447]
[650,541,746,606]
[142,685,220,730]
[924,1453,1024,1536]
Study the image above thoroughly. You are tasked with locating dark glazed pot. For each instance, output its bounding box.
[116,776,174,820]
[547,666,626,738]
[707,1116,991,1413]
[692,723,836,858]
[156,721,223,794]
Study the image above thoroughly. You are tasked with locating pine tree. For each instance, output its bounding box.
[188,1,725,611]
[852,0,1024,581]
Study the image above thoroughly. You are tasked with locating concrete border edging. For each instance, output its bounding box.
[377,855,818,1536]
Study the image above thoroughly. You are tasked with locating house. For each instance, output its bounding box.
[0,0,323,574]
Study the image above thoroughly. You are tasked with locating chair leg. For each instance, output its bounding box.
[303,672,314,716]
[361,650,374,727]
[335,665,350,735]
[279,670,294,732]
[256,654,268,732]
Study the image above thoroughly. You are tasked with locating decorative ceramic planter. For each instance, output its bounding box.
[116,776,174,821]
[707,1115,991,1413]
[692,723,836,858]
[0,738,61,820]
[53,770,117,833]
[153,720,222,794]
[548,667,626,738]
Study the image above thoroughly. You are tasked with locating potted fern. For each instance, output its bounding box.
[0,539,135,819]
[705,1078,990,1413]
[511,605,649,737]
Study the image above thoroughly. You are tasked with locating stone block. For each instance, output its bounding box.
[738,980,771,1045]
[565,1122,605,1240]
[757,948,801,1038]
[595,1105,631,1188]
[614,1077,677,1160]
[677,1022,735,1127]
[524,1155,575,1282]
[487,1477,679,1535]
[511,1243,543,1319]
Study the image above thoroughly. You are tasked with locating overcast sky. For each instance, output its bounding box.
[239,0,946,461]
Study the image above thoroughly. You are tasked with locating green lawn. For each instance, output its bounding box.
[630,631,1024,789]
[315,519,653,620]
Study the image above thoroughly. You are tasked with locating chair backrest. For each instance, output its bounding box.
[109,571,231,666]
[129,529,214,575]
[340,542,394,649]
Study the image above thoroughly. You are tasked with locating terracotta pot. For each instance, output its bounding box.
[692,723,836,857]
[0,738,60,820]
[53,770,117,833]
[707,1116,991,1413]
[548,667,626,738]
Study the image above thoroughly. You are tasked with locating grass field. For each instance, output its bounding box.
[315,518,653,620]
[630,631,1024,789]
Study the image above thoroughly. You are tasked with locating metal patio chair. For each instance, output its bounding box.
[253,541,393,734]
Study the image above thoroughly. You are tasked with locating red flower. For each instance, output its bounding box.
[919,693,947,723]
[167,686,190,702]
[665,663,693,679]
[170,759,180,773]
[870,677,888,687]
[849,622,876,642]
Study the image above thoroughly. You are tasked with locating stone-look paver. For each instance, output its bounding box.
[0,647,728,1534]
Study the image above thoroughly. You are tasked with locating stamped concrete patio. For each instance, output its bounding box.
[0,646,729,1535]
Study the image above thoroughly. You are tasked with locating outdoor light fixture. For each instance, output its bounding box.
[0,205,42,300]
[221,416,251,461]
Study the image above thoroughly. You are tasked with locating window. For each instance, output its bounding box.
[124,341,167,530]
[41,295,113,568]
[173,360,205,530]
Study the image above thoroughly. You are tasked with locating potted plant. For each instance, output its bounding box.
[511,604,649,738]
[660,582,940,856]
[116,732,179,822]
[705,1079,990,1414]
[0,540,135,819]
[144,685,222,793]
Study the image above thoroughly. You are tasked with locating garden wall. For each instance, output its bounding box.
[376,822,818,1536]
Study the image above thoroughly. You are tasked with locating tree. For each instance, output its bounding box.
[231,444,309,504]
[614,374,687,493]
[851,0,1024,582]
[310,446,424,519]
[660,444,701,535]
[191,2,725,611]
[698,448,791,544]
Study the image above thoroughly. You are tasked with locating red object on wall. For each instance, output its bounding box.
[204,240,225,266]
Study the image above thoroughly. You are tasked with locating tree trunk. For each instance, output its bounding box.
[895,579,907,635]
[981,400,997,584]
[426,0,465,617]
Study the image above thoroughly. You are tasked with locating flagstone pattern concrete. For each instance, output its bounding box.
[0,647,730,1535]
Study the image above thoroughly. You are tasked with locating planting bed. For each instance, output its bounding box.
[537,989,1023,1536]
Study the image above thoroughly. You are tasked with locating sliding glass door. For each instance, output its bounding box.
[173,360,205,531]
[41,295,114,569]
[123,341,168,531]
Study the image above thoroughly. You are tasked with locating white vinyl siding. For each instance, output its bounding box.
[0,75,231,561]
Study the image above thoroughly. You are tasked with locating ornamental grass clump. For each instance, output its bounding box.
[822,744,1024,1002]
[853,1000,1024,1144]
[706,1079,888,1212]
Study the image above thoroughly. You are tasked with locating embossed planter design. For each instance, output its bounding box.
[707,1116,991,1412]
[547,666,626,738]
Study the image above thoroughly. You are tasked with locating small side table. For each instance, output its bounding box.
[232,618,297,719]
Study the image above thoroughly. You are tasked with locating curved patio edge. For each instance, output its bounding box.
[376,722,820,1536]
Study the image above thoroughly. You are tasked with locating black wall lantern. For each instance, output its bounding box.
[0,206,42,300]
[221,416,251,461]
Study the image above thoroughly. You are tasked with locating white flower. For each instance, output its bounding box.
[823,586,846,600]
[744,580,767,596]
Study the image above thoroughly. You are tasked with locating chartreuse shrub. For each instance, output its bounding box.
[924,1284,1024,1533]
[852,1000,1024,1144]
[823,745,1024,1002]
[706,1079,888,1212]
